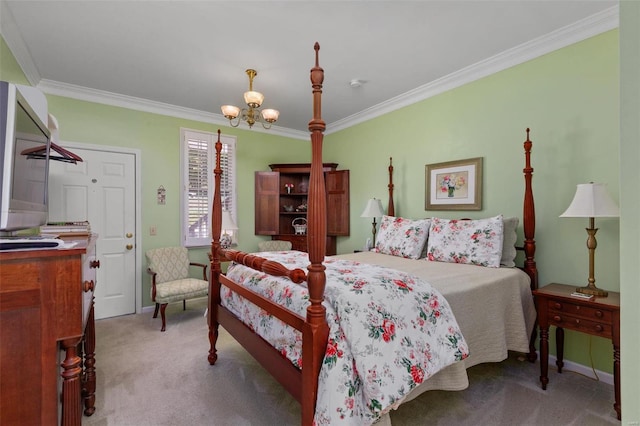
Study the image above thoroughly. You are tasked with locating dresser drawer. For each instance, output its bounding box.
[547,312,613,338]
[81,243,98,328]
[547,300,613,324]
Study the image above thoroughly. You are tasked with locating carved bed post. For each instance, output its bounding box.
[208,129,223,365]
[523,128,538,290]
[523,128,538,363]
[302,42,330,425]
[388,157,395,216]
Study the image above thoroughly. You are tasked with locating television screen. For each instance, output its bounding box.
[0,81,51,233]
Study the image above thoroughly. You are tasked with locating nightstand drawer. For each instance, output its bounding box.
[547,300,613,324]
[547,313,612,337]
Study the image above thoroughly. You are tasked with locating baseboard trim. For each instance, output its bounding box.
[547,354,614,386]
[141,305,155,314]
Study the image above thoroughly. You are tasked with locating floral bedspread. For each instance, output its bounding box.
[223,251,469,425]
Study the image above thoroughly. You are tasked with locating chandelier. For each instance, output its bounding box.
[221,69,280,129]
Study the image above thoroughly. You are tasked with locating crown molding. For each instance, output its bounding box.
[3,3,618,138]
[328,5,619,134]
[37,79,308,140]
[0,0,41,85]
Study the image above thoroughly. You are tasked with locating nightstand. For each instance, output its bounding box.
[533,283,620,420]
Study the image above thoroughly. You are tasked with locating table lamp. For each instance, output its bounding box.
[360,198,385,247]
[560,182,619,296]
[220,210,238,249]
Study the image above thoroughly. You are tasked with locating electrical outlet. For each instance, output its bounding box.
[149,226,157,236]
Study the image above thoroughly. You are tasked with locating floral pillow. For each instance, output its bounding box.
[426,215,504,268]
[374,215,431,259]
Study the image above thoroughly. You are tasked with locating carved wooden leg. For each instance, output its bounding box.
[83,301,97,416]
[153,302,160,318]
[208,274,219,365]
[555,327,564,373]
[60,338,83,426]
[160,303,168,332]
[539,325,549,390]
[527,319,538,362]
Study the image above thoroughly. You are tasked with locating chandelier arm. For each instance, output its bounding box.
[228,115,240,127]
[260,120,272,130]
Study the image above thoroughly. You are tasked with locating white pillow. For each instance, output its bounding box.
[426,215,504,268]
[501,217,519,268]
[374,215,431,259]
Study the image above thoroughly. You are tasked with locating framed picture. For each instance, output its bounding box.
[425,157,483,210]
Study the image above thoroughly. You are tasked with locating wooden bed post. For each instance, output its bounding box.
[208,129,223,365]
[522,128,538,290]
[388,157,395,216]
[523,128,538,363]
[301,42,330,426]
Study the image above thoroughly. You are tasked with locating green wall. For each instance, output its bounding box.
[43,97,310,307]
[3,26,633,394]
[326,31,620,375]
[619,1,640,423]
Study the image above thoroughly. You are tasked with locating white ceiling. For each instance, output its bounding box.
[1,1,618,139]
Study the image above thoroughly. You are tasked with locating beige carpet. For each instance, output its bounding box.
[82,298,619,426]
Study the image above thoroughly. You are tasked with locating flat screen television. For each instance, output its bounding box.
[0,81,51,235]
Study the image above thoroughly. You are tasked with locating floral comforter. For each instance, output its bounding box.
[223,251,469,425]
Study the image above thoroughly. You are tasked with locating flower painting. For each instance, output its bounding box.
[425,157,483,210]
[439,173,467,198]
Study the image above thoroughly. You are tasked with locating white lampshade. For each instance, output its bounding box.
[261,108,279,123]
[221,210,238,231]
[243,91,264,108]
[221,105,240,119]
[560,183,619,218]
[360,198,385,218]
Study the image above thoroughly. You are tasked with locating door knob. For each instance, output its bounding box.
[126,244,133,250]
[126,233,133,238]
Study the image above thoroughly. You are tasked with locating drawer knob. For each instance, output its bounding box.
[553,315,562,322]
[90,260,101,269]
[595,324,603,332]
[595,310,603,318]
[83,280,95,292]
[553,302,562,310]
[575,319,580,325]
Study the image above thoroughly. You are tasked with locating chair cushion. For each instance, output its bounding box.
[146,247,190,283]
[258,240,293,251]
[154,278,209,304]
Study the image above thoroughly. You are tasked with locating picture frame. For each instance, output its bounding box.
[425,157,483,210]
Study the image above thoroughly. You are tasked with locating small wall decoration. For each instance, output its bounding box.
[425,157,483,210]
[157,185,166,205]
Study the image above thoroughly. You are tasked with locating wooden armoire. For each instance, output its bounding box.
[255,163,349,255]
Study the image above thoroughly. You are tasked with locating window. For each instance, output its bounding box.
[180,128,236,247]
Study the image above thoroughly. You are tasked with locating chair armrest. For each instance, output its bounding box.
[190,262,208,281]
[147,268,158,301]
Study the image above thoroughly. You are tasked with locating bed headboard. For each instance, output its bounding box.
[384,130,538,291]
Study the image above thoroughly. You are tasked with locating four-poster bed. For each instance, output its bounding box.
[208,43,538,425]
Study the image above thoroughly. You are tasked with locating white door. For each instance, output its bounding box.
[48,146,137,319]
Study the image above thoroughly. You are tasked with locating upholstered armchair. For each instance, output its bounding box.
[257,240,293,252]
[145,247,208,332]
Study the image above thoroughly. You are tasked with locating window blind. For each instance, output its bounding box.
[181,129,236,247]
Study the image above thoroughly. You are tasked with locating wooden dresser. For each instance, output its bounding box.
[0,236,99,425]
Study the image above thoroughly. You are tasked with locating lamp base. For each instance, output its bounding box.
[220,233,232,249]
[575,285,608,297]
